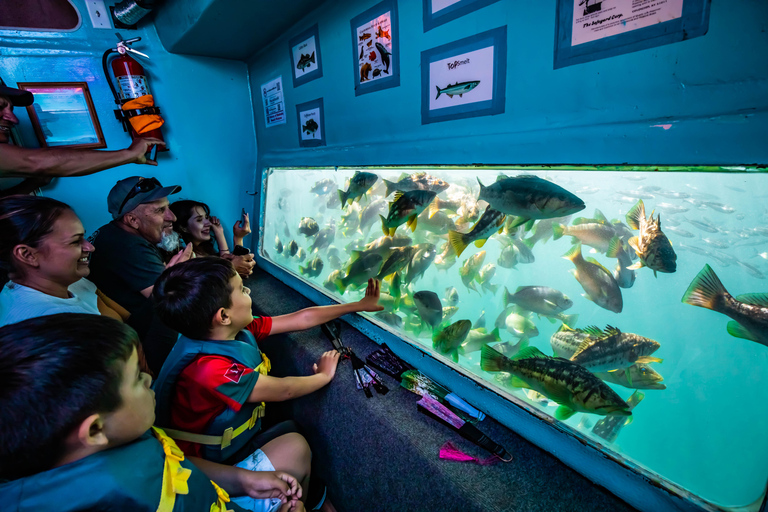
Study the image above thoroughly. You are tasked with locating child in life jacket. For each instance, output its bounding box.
[151,257,382,511]
[0,313,304,512]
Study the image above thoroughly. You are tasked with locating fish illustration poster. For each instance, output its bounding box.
[356,11,393,84]
[291,36,318,78]
[570,0,683,46]
[429,46,494,111]
[299,107,321,141]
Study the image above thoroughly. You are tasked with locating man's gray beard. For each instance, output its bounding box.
[157,230,181,252]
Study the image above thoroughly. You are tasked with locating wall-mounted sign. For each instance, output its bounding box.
[421,26,506,125]
[261,76,286,128]
[289,24,323,88]
[554,0,711,69]
[350,0,399,96]
[422,0,501,32]
[296,98,326,148]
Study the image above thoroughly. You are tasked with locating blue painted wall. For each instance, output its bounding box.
[0,0,257,242]
[247,0,767,182]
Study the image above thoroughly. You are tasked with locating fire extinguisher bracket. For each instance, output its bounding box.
[114,105,162,132]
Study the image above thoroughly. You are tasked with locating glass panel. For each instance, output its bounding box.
[260,166,768,509]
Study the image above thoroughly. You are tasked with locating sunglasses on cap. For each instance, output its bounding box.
[117,177,162,216]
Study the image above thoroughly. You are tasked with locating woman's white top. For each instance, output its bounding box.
[0,278,100,327]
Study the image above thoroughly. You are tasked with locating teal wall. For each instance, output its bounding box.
[0,0,257,242]
[247,0,767,181]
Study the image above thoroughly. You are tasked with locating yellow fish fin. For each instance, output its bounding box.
[636,356,663,364]
[474,238,488,248]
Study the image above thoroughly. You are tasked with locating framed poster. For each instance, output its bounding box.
[421,26,506,125]
[289,24,323,88]
[260,76,286,128]
[16,82,106,149]
[350,0,399,96]
[554,0,710,69]
[422,0,501,32]
[296,98,326,148]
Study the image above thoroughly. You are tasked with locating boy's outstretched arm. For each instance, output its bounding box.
[187,456,300,505]
[248,351,339,402]
[269,279,383,335]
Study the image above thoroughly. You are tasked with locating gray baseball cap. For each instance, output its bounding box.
[108,176,181,219]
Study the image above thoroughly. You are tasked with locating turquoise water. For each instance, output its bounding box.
[260,166,768,509]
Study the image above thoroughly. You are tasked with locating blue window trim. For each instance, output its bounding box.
[422,0,501,32]
[554,0,711,69]
[296,98,326,148]
[350,0,400,96]
[420,26,506,125]
[289,24,323,88]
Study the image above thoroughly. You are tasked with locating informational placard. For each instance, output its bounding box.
[350,0,399,96]
[554,0,710,69]
[296,98,326,147]
[421,26,506,124]
[261,76,286,127]
[289,24,323,88]
[571,0,683,46]
[423,0,501,32]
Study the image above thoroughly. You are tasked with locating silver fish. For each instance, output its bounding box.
[477,175,585,225]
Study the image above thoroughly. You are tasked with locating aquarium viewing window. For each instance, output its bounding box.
[258,165,768,512]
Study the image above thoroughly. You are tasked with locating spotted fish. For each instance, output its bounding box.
[568,326,662,375]
[626,199,677,276]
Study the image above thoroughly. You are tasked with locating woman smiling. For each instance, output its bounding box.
[0,195,128,327]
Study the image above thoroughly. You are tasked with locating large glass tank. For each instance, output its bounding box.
[260,166,768,510]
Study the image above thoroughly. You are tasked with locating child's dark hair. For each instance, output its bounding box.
[0,195,73,273]
[153,257,238,339]
[0,314,140,480]
[170,199,216,255]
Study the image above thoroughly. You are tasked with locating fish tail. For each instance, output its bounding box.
[476,178,485,199]
[558,313,579,327]
[435,85,441,100]
[480,344,507,372]
[310,51,315,63]
[448,230,469,258]
[383,179,396,197]
[552,223,566,240]
[334,278,348,295]
[338,189,347,208]
[681,264,728,312]
[502,287,515,309]
[380,214,389,236]
[428,200,439,219]
[606,236,623,258]
[562,243,582,263]
[626,200,645,230]
[299,265,307,275]
[490,326,501,342]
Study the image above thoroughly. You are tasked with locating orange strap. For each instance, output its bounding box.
[122,94,164,134]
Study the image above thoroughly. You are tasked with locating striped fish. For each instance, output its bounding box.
[447,204,506,257]
[481,345,631,421]
[569,326,662,374]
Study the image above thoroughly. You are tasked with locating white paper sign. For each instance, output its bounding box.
[292,37,318,78]
[356,11,392,84]
[571,0,684,46]
[299,108,321,141]
[261,76,286,127]
[429,46,494,112]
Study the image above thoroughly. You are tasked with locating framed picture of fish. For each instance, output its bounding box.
[420,26,506,125]
[296,98,326,148]
[350,0,399,96]
[289,24,323,88]
[553,0,710,69]
[422,0,502,32]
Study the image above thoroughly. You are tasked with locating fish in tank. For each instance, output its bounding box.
[260,166,768,509]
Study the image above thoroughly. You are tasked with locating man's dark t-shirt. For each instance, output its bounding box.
[88,221,176,374]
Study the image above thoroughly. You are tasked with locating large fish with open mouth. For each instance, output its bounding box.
[477,175,585,228]
[481,345,631,421]
[682,264,768,346]
[625,199,677,276]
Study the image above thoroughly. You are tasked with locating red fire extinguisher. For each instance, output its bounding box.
[102,35,168,150]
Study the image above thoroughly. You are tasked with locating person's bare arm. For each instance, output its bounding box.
[0,138,165,178]
[269,279,383,335]
[248,351,339,402]
[187,456,300,504]
[96,290,131,321]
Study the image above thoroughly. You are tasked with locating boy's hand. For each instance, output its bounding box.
[356,278,384,312]
[279,500,305,512]
[237,470,301,503]
[313,350,340,381]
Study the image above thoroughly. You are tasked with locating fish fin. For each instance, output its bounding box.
[448,230,468,258]
[547,316,557,324]
[627,236,640,252]
[594,209,608,223]
[524,219,535,231]
[480,344,507,372]
[380,215,389,236]
[502,287,514,309]
[626,367,633,387]
[392,191,404,203]
[490,327,501,342]
[585,257,612,275]
[582,325,605,337]
[435,86,441,100]
[735,293,768,307]
[552,224,565,240]
[383,179,396,197]
[636,356,663,364]
[506,216,530,230]
[681,264,727,312]
[474,238,488,248]
[338,189,347,208]
[349,250,362,262]
[606,236,623,258]
[428,200,439,219]
[570,338,594,359]
[509,346,549,361]
[558,313,579,326]
[626,200,644,230]
[407,215,418,232]
[726,321,758,341]
[627,261,644,270]
[299,265,307,275]
[452,350,459,363]
[555,406,576,421]
[333,279,347,294]
[562,243,582,262]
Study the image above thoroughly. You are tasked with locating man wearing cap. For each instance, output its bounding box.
[88,176,192,372]
[0,84,164,187]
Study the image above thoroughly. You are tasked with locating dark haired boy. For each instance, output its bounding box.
[0,314,304,512]
[152,257,383,511]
